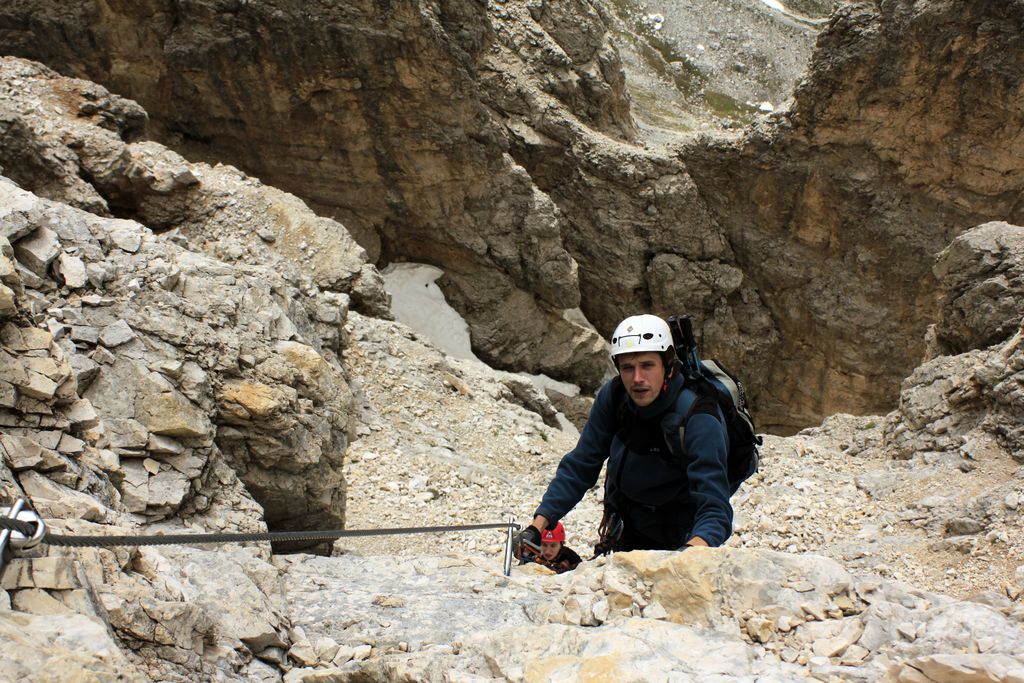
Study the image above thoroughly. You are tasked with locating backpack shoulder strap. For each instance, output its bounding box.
[664,377,724,459]
[608,376,630,432]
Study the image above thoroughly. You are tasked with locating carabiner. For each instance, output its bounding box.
[0,498,47,550]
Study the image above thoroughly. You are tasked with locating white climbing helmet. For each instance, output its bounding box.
[609,314,674,359]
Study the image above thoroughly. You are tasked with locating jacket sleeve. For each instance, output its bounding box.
[683,409,733,546]
[534,381,617,524]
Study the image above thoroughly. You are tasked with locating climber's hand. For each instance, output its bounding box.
[514,524,542,558]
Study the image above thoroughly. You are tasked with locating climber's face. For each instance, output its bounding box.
[617,352,666,407]
[541,541,561,561]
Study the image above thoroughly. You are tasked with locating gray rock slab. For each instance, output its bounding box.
[98,319,135,347]
[283,554,544,652]
[0,283,16,317]
[18,470,108,521]
[0,610,143,681]
[13,226,60,277]
[155,546,287,651]
[56,252,87,288]
[0,178,44,242]
[70,325,100,344]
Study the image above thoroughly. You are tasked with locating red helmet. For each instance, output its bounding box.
[541,523,566,543]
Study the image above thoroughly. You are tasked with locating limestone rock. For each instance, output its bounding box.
[10,587,74,616]
[98,320,135,348]
[0,283,16,317]
[1,556,80,590]
[0,434,64,471]
[932,222,1024,356]
[681,2,1024,430]
[135,390,210,438]
[18,470,109,521]
[0,610,143,681]
[0,142,354,532]
[884,323,1024,460]
[0,13,625,392]
[65,398,99,428]
[12,226,59,277]
[0,5,1022,682]
[153,546,288,652]
[888,653,1024,683]
[55,251,87,289]
[278,548,1024,680]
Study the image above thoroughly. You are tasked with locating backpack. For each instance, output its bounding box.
[666,314,761,495]
[611,315,761,496]
[673,357,761,495]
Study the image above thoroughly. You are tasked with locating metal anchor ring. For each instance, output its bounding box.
[0,499,47,550]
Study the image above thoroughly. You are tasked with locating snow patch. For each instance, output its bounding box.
[382,262,582,435]
[381,262,479,361]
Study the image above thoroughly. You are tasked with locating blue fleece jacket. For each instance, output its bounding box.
[534,372,733,547]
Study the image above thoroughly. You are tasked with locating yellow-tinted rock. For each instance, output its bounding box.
[277,341,328,380]
[16,370,58,400]
[268,201,365,290]
[276,341,352,407]
[517,562,555,576]
[136,391,210,437]
[219,380,284,419]
[613,550,717,627]
[526,654,624,682]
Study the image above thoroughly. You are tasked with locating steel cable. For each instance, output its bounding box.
[0,517,519,548]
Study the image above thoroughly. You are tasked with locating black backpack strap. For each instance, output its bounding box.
[664,377,730,469]
[687,387,723,421]
[608,376,629,429]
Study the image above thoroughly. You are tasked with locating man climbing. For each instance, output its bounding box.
[515,522,582,573]
[516,314,732,557]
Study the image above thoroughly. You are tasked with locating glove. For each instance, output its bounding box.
[514,525,542,558]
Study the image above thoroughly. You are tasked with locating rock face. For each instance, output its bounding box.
[0,0,780,410]
[882,220,1024,529]
[0,5,1023,679]
[278,548,1024,682]
[0,71,1021,683]
[884,223,1024,464]
[0,57,378,537]
[682,0,1024,429]
[0,0,615,391]
[617,0,829,128]
[931,222,1024,357]
[4,0,1022,431]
